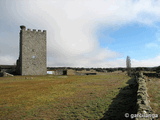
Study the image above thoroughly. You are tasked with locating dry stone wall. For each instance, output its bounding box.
[135,72,156,120]
[0,72,14,77]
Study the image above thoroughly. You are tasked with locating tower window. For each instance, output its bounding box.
[32,56,36,59]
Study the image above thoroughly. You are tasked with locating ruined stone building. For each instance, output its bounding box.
[16,26,47,75]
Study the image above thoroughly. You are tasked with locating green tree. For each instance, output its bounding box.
[126,56,131,76]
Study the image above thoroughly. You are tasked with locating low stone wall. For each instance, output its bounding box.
[0,72,14,77]
[135,72,155,120]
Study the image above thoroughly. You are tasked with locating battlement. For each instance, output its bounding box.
[20,25,46,33]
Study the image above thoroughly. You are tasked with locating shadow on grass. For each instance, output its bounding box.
[100,78,138,120]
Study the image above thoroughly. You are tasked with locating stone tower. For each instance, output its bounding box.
[16,25,47,75]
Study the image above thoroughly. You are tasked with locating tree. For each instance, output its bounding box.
[126,56,131,76]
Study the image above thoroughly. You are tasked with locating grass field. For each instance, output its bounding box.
[146,77,160,119]
[0,73,131,120]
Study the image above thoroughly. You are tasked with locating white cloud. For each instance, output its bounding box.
[145,43,159,48]
[1,0,160,67]
[132,55,160,67]
[0,56,16,65]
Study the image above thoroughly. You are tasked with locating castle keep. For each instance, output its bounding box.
[16,26,47,75]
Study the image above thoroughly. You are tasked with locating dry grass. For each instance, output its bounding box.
[0,73,130,120]
[146,77,160,119]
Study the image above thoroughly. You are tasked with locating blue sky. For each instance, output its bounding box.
[1,0,160,67]
[98,23,159,60]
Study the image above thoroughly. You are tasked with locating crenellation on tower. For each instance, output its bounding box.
[27,29,31,31]
[20,25,26,30]
[43,30,46,33]
[21,27,46,33]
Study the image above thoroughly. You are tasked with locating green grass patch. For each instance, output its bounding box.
[0,73,130,119]
[146,77,160,118]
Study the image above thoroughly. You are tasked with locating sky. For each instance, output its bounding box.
[1,0,160,68]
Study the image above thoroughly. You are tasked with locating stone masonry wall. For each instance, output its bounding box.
[17,26,47,75]
[135,72,157,120]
